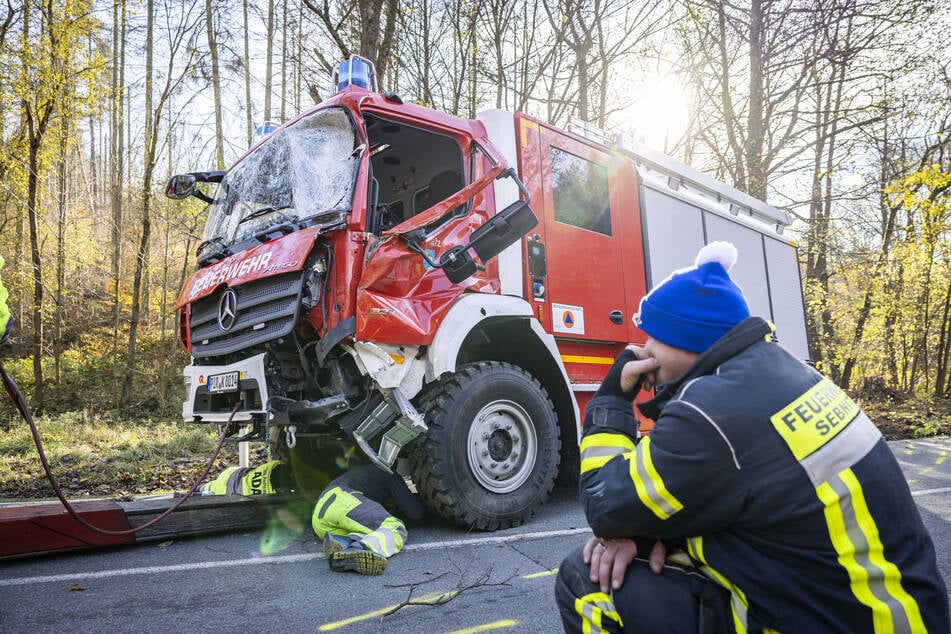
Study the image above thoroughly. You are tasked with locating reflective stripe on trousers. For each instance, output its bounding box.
[574,591,624,633]
[311,485,407,557]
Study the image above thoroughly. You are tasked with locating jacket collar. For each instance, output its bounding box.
[638,317,773,420]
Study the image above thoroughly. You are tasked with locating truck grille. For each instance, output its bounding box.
[189,272,304,358]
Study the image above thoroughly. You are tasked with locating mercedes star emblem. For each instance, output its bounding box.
[217,289,238,331]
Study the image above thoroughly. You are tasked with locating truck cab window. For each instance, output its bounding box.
[550,146,612,237]
[365,114,465,233]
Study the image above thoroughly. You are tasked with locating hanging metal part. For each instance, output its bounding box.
[286,425,297,449]
[351,388,428,472]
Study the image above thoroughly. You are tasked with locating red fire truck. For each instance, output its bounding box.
[166,57,808,530]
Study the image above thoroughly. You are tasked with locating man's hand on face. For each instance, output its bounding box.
[582,535,667,593]
[620,345,659,393]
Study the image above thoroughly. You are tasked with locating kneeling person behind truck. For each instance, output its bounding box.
[200,461,425,575]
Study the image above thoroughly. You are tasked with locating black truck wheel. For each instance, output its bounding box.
[410,361,561,530]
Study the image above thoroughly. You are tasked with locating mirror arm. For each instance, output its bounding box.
[192,191,214,204]
[496,167,531,205]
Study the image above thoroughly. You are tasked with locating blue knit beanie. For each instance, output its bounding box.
[634,241,750,353]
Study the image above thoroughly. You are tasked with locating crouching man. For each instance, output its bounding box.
[555,242,949,633]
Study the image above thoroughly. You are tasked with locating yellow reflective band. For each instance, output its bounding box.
[581,455,613,473]
[771,378,859,460]
[580,433,636,474]
[561,354,615,365]
[688,537,749,634]
[628,436,683,520]
[817,469,924,634]
[574,591,623,633]
[318,589,459,631]
[444,620,519,634]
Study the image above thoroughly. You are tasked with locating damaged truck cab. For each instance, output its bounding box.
[168,58,569,530]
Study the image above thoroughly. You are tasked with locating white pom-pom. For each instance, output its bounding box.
[695,241,738,272]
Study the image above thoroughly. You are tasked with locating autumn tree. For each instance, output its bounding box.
[15,0,101,410]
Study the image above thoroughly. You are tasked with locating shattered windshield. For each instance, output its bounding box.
[200,107,359,255]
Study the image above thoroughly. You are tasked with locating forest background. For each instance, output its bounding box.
[1,0,950,497]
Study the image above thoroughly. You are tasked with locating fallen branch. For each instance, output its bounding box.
[380,562,518,620]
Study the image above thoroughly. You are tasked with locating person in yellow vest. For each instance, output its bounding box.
[0,255,12,344]
[198,460,424,576]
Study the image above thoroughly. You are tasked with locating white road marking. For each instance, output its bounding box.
[0,527,591,587]
[912,486,951,497]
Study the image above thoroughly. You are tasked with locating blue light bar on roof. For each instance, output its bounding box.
[333,55,377,94]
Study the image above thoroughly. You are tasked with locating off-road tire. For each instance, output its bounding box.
[410,361,561,530]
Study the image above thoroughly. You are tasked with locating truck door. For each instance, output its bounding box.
[517,118,647,380]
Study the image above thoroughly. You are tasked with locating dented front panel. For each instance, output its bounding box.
[176,226,321,308]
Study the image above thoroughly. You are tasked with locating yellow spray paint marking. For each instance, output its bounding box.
[522,568,558,579]
[936,451,947,465]
[317,589,459,631]
[443,620,519,634]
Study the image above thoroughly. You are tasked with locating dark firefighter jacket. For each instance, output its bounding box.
[579,317,949,633]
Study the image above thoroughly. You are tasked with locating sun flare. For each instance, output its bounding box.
[616,75,691,151]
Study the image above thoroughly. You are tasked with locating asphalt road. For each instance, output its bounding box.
[1,437,949,633]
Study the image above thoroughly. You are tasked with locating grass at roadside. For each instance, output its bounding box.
[1,397,948,501]
[0,411,246,500]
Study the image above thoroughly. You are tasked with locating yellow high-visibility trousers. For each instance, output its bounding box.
[312,485,407,558]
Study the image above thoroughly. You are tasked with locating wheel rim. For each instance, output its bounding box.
[467,399,538,494]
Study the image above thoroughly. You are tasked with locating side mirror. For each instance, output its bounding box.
[165,174,197,200]
[438,201,538,284]
[468,200,538,262]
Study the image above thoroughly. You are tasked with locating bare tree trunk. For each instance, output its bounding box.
[205,0,225,169]
[934,273,951,398]
[301,0,399,85]
[295,2,303,113]
[745,0,766,200]
[264,0,274,122]
[242,0,253,146]
[25,117,50,410]
[111,0,127,406]
[55,114,69,387]
[123,0,156,407]
[159,99,173,410]
[280,0,287,122]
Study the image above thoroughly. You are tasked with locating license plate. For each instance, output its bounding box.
[207,371,240,394]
